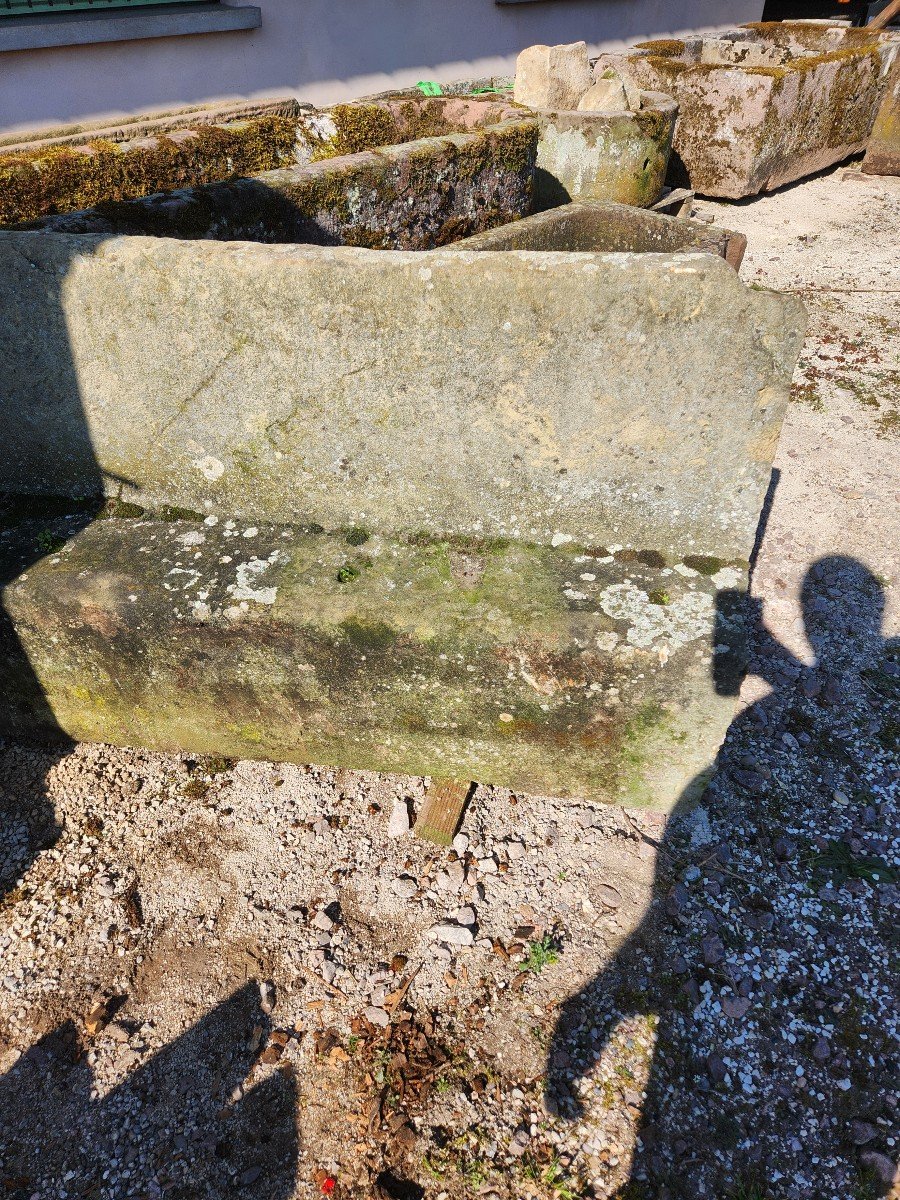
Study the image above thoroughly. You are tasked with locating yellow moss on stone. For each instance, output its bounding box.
[0,115,297,227]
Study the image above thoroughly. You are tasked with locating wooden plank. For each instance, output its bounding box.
[870,0,900,31]
[414,779,473,846]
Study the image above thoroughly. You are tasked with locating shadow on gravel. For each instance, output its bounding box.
[546,556,899,1199]
[0,235,107,907]
[0,981,299,1196]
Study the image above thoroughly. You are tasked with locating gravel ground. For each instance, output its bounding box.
[0,162,898,1200]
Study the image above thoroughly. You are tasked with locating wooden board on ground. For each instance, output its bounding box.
[414,779,473,846]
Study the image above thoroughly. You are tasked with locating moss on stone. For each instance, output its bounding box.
[634,39,687,57]
[683,554,726,576]
[0,116,298,227]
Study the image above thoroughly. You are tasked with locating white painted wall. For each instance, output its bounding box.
[0,0,763,138]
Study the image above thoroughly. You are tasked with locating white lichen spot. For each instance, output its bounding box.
[580,573,596,582]
[551,532,573,547]
[204,515,219,527]
[595,630,620,652]
[711,566,743,590]
[673,563,699,578]
[564,588,588,601]
[193,455,225,482]
[176,531,205,547]
[243,527,259,539]
[233,551,281,605]
[163,567,201,592]
[599,582,713,650]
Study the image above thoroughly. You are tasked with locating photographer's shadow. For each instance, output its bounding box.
[546,555,898,1197]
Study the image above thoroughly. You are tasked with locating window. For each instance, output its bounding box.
[0,0,208,14]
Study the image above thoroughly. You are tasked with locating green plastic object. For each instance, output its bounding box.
[416,81,443,96]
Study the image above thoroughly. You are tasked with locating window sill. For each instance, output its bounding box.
[0,2,261,53]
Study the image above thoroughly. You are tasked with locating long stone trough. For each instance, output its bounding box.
[0,132,806,809]
[603,21,900,197]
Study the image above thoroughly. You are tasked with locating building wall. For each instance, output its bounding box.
[0,0,763,139]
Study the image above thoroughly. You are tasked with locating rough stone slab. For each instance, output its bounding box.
[293,95,523,165]
[577,77,632,115]
[1,515,754,810]
[863,58,900,175]
[607,22,900,197]
[0,235,805,563]
[513,42,592,111]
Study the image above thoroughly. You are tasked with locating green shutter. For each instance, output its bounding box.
[1,0,209,15]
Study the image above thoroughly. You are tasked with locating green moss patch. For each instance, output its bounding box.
[0,116,298,228]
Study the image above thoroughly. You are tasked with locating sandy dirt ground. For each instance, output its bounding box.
[0,162,898,1200]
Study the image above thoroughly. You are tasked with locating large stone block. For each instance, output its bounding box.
[0,213,804,807]
[863,58,900,175]
[0,237,802,563]
[513,41,593,111]
[606,22,900,197]
[0,510,756,809]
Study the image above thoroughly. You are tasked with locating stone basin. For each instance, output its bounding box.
[0,163,805,807]
[453,198,747,270]
[601,21,900,197]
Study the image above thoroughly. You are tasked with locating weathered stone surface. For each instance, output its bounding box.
[863,57,900,175]
[533,95,677,209]
[453,199,747,271]
[378,79,675,211]
[0,235,804,563]
[608,22,900,198]
[513,42,592,112]
[1,513,754,809]
[293,94,523,164]
[0,107,304,229]
[25,119,537,250]
[577,77,632,115]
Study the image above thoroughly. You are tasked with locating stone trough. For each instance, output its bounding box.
[0,139,806,809]
[352,78,678,212]
[863,57,900,175]
[602,21,900,197]
[452,198,747,271]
